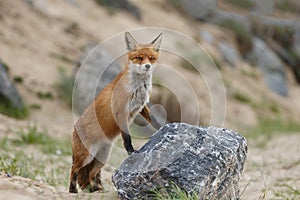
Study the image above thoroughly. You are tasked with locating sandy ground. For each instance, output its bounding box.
[0,112,299,199]
[0,0,300,199]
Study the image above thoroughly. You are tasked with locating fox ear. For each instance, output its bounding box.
[151,32,163,52]
[125,32,137,51]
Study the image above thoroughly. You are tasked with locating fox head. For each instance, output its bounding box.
[125,31,162,75]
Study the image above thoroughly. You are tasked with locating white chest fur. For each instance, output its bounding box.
[126,73,152,117]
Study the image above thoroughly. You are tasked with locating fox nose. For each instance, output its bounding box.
[145,64,151,70]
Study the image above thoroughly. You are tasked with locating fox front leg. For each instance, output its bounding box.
[121,128,134,155]
[140,105,162,130]
[140,105,151,123]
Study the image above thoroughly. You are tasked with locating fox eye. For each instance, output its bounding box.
[135,56,143,61]
[149,57,156,61]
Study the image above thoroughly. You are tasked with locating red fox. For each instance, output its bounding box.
[69,31,163,193]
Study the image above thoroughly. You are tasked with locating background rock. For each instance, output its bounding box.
[293,28,300,58]
[95,0,141,20]
[218,41,242,67]
[209,11,251,32]
[181,0,217,21]
[248,37,288,96]
[112,123,247,200]
[0,60,24,110]
[199,29,215,44]
[72,44,122,114]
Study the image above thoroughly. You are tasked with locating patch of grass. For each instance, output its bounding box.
[36,91,54,100]
[60,55,74,64]
[0,151,41,179]
[168,0,184,10]
[43,159,70,186]
[244,118,300,140]
[233,91,252,104]
[56,67,74,107]
[275,0,300,13]
[0,125,72,187]
[272,25,295,48]
[219,20,253,56]
[15,125,49,145]
[94,0,120,15]
[241,69,259,80]
[64,22,80,37]
[269,103,280,114]
[41,136,72,156]
[252,22,295,48]
[0,96,29,119]
[153,184,199,200]
[274,184,300,199]
[0,149,70,187]
[14,125,72,156]
[29,103,41,110]
[13,76,23,84]
[0,137,9,151]
[222,0,254,10]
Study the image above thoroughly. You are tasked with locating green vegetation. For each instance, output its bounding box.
[29,103,41,110]
[241,69,259,80]
[15,125,49,145]
[244,118,300,141]
[13,125,72,155]
[274,184,300,200]
[0,125,71,187]
[222,0,254,10]
[272,25,295,48]
[219,20,253,56]
[36,91,54,100]
[56,68,74,107]
[0,151,41,179]
[58,55,74,64]
[233,91,252,104]
[94,0,118,15]
[168,0,184,10]
[153,184,199,200]
[13,76,23,84]
[253,23,295,48]
[0,96,29,119]
[275,0,300,13]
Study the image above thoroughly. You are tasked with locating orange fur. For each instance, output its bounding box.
[69,32,162,193]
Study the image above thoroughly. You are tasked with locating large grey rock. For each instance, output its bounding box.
[112,123,247,200]
[259,16,298,29]
[250,0,274,15]
[218,41,242,67]
[199,30,215,44]
[96,0,141,20]
[181,0,217,21]
[293,28,300,58]
[249,37,288,96]
[73,44,122,114]
[208,10,251,32]
[0,60,24,109]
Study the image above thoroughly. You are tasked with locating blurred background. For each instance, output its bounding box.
[0,0,300,199]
